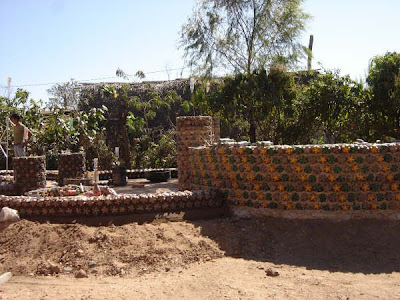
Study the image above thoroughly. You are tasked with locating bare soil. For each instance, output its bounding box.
[112,178,179,194]
[1,216,400,299]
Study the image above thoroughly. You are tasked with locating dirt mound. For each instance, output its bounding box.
[2,216,400,279]
[0,220,223,277]
[2,217,400,299]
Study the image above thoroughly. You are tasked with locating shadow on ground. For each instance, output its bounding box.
[192,217,400,274]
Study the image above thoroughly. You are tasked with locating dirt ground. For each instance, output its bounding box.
[1,216,400,299]
[112,178,179,194]
[43,178,179,195]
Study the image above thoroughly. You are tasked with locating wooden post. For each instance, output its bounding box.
[308,35,314,71]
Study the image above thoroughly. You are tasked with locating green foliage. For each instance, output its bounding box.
[0,89,43,125]
[192,67,376,144]
[101,85,119,99]
[31,106,109,169]
[180,0,310,75]
[367,52,400,139]
[31,109,78,155]
[126,89,188,168]
[139,130,177,168]
[3,51,400,172]
[295,70,367,143]
[0,90,44,168]
[0,88,110,169]
[116,68,146,81]
[81,81,193,169]
[194,67,298,142]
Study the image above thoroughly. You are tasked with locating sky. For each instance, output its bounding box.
[0,0,399,103]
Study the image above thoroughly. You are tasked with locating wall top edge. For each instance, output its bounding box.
[177,116,214,119]
[13,156,45,160]
[188,142,400,154]
[0,189,218,201]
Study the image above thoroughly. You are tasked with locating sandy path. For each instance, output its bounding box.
[2,257,400,300]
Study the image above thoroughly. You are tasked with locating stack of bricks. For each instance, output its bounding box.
[58,153,86,186]
[0,190,224,217]
[177,116,218,190]
[13,156,46,195]
[185,143,400,211]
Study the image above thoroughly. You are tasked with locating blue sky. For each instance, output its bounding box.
[0,0,399,102]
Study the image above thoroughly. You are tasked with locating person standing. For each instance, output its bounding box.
[10,114,32,157]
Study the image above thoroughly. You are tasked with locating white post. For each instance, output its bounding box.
[6,118,8,172]
[206,81,211,93]
[189,77,195,94]
[115,147,119,161]
[0,118,15,172]
[190,78,196,116]
[93,158,99,184]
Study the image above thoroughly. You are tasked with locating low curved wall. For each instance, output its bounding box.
[0,183,18,196]
[0,190,223,217]
[182,143,400,211]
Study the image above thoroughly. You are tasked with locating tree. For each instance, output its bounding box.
[180,0,309,142]
[47,79,81,110]
[0,89,44,143]
[126,89,189,168]
[0,89,44,168]
[180,0,310,76]
[296,70,367,143]
[99,84,133,168]
[29,106,109,169]
[194,67,298,142]
[0,89,109,168]
[116,68,146,81]
[367,52,400,139]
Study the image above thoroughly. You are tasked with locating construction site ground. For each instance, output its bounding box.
[1,214,400,299]
[111,178,179,194]
[41,178,179,195]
